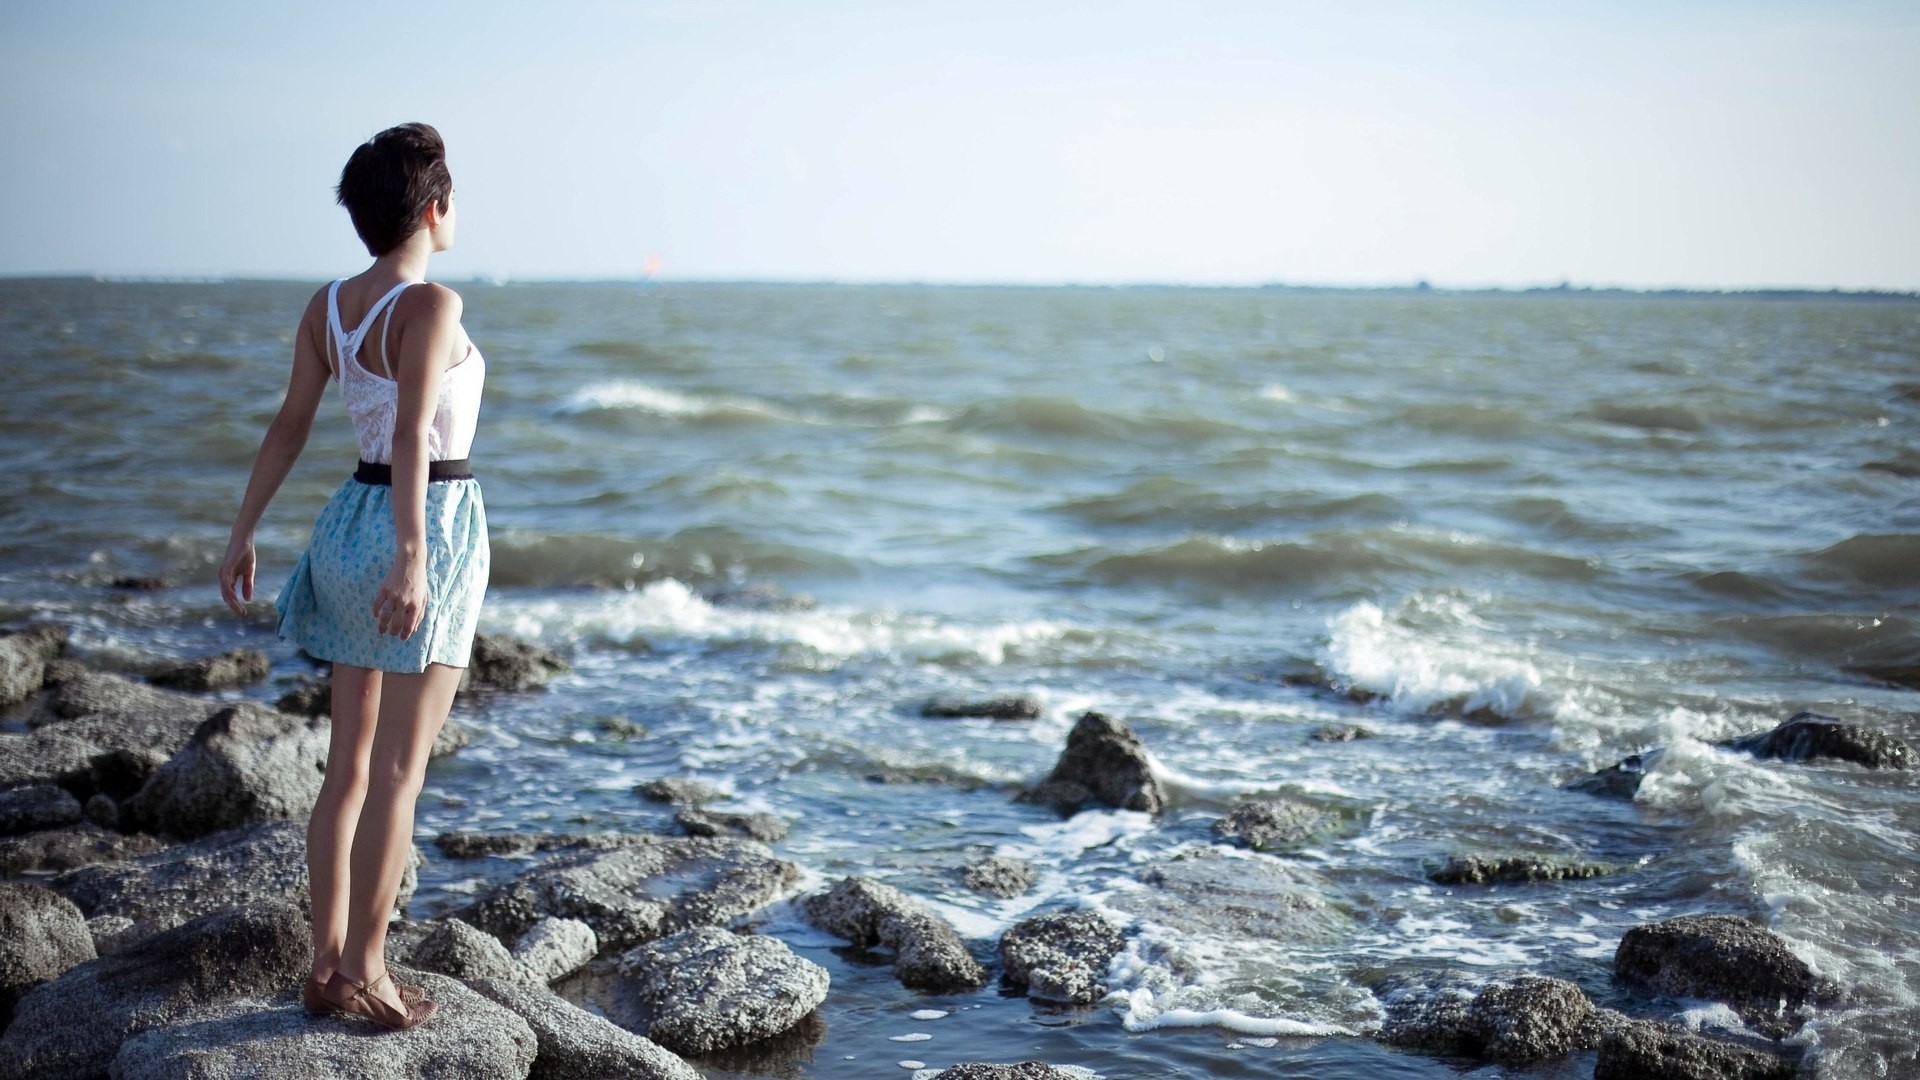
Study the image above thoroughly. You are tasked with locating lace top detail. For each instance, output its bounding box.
[326,280,485,465]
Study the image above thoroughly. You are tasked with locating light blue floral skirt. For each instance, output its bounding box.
[275,475,489,672]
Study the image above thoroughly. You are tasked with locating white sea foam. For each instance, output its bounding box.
[1324,597,1545,719]
[1117,989,1357,1036]
[561,379,805,422]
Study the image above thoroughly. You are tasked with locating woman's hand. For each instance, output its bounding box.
[373,555,429,638]
[218,534,256,617]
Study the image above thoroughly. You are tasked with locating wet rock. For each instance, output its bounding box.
[1594,1018,1798,1080]
[930,1066,1083,1080]
[1016,710,1166,814]
[1846,663,1920,691]
[410,916,534,983]
[467,974,700,1080]
[636,777,720,805]
[1112,851,1347,943]
[1311,723,1373,742]
[39,659,86,686]
[120,703,329,840]
[0,823,170,876]
[273,676,330,716]
[1615,914,1827,1038]
[31,671,215,764]
[106,577,171,591]
[434,829,660,859]
[147,647,270,692]
[462,633,570,692]
[802,876,988,992]
[675,806,788,842]
[109,971,537,1080]
[51,819,417,942]
[0,624,66,706]
[961,855,1036,898]
[0,899,309,1080]
[0,883,95,1024]
[0,783,84,836]
[1429,854,1615,886]
[1378,973,1618,1064]
[1376,972,1481,1055]
[617,926,830,1054]
[1566,749,1665,799]
[999,911,1124,1005]
[453,836,800,951]
[707,583,815,612]
[1212,797,1341,853]
[921,696,1042,720]
[1279,670,1383,705]
[1722,711,1911,769]
[513,916,600,983]
[434,717,477,757]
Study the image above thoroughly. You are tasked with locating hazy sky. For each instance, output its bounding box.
[3,1,1916,288]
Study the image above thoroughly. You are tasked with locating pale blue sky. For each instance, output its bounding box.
[3,1,1916,288]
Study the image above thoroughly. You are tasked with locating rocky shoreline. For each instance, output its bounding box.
[2,621,1910,1078]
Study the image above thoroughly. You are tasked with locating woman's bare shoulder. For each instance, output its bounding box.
[395,281,464,325]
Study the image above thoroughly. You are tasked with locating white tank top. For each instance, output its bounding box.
[324,279,485,465]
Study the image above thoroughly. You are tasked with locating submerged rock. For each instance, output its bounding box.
[0,899,309,1080]
[147,647,270,691]
[1212,797,1343,853]
[1723,711,1911,769]
[1310,723,1374,742]
[802,876,988,992]
[462,633,570,692]
[1615,913,1827,1037]
[1846,663,1920,692]
[635,777,720,805]
[921,696,1042,721]
[961,855,1036,898]
[120,703,330,839]
[1111,851,1347,943]
[675,806,789,843]
[0,783,84,836]
[931,1066,1084,1080]
[617,926,830,1054]
[467,974,699,1080]
[513,916,600,984]
[1566,749,1665,799]
[1016,710,1166,814]
[1594,1018,1798,1080]
[999,911,1124,1005]
[0,883,95,1024]
[0,624,67,706]
[1429,854,1615,886]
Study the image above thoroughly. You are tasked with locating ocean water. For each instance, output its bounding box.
[2,279,1917,1078]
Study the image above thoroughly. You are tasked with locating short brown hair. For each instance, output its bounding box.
[335,123,453,256]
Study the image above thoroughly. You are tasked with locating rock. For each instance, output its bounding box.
[410,916,532,983]
[0,899,309,1080]
[453,836,800,951]
[960,855,1036,898]
[147,647,270,691]
[434,718,477,757]
[1378,973,1617,1064]
[0,624,66,706]
[1016,710,1166,814]
[83,792,119,828]
[120,703,329,839]
[707,583,814,612]
[617,926,829,1054]
[462,633,570,692]
[999,911,1123,1005]
[1723,711,1911,769]
[51,819,417,942]
[675,806,788,842]
[636,777,720,805]
[273,677,329,716]
[1111,851,1347,943]
[593,715,647,738]
[802,876,988,992]
[1846,663,1920,691]
[1615,914,1826,1038]
[106,577,170,591]
[1429,854,1614,886]
[0,729,101,793]
[921,696,1042,720]
[0,883,95,1024]
[89,745,171,801]
[434,829,660,859]
[1279,671,1382,705]
[0,824,170,876]
[109,971,537,1080]
[1594,1018,1798,1080]
[86,914,141,955]
[1567,749,1665,799]
[930,1066,1083,1080]
[512,917,599,983]
[1212,798,1341,853]
[0,783,84,836]
[1376,972,1481,1055]
[31,671,215,764]
[466,975,699,1080]
[1311,723,1373,742]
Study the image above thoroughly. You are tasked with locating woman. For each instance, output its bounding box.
[217,122,489,1031]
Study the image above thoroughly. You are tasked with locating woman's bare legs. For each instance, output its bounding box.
[306,663,382,985]
[334,661,460,1013]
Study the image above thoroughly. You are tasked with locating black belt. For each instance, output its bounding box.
[354,458,473,485]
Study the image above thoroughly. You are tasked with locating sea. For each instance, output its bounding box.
[2,279,1917,1078]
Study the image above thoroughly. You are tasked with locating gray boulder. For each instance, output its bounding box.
[1723,711,1911,769]
[1566,749,1665,799]
[108,972,537,1080]
[999,911,1123,1005]
[1376,972,1480,1055]
[1212,798,1344,853]
[635,777,720,805]
[467,975,699,1080]
[0,783,84,835]
[0,883,96,1023]
[1429,854,1614,886]
[1615,914,1827,1038]
[802,876,987,992]
[930,1066,1083,1080]
[147,647,270,692]
[1111,851,1348,943]
[461,633,570,692]
[453,836,800,951]
[0,624,66,706]
[617,926,830,1054]
[87,914,143,955]
[1595,1019,1798,1080]
[0,899,309,1080]
[30,672,215,772]
[409,916,533,983]
[921,696,1042,720]
[0,823,170,876]
[961,855,1036,898]
[1378,973,1618,1064]
[512,917,599,983]
[1016,710,1166,814]
[121,704,329,839]
[0,729,105,793]
[675,806,788,842]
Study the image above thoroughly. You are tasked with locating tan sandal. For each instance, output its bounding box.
[318,969,436,1030]
[302,972,424,1015]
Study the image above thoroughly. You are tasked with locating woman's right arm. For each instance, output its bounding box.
[218,289,334,616]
